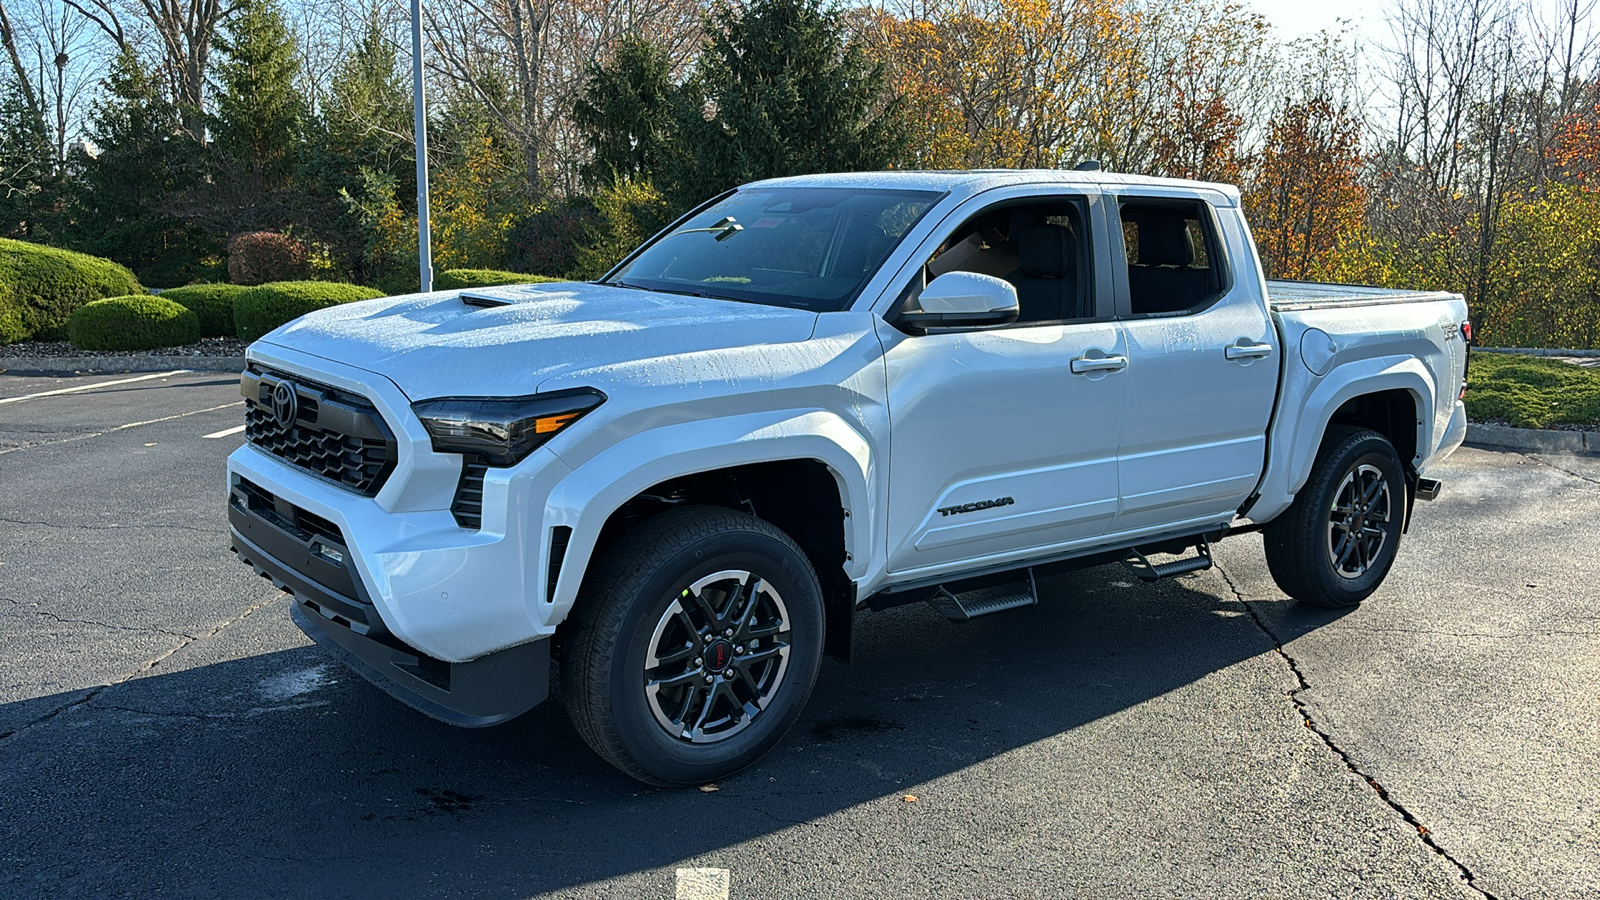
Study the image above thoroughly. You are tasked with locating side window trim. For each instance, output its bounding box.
[879,188,1116,332]
[1110,194,1235,320]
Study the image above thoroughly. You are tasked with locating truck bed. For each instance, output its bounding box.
[1267,280,1460,312]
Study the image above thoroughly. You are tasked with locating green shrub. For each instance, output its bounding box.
[158,283,248,338]
[573,178,671,279]
[234,281,384,342]
[0,238,144,343]
[66,295,200,351]
[1465,351,1600,428]
[434,269,563,291]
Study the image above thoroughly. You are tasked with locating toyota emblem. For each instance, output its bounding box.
[270,380,299,428]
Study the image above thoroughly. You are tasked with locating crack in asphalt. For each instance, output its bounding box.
[0,593,284,746]
[1214,561,1501,900]
[89,703,233,721]
[0,596,192,638]
[1515,450,1600,488]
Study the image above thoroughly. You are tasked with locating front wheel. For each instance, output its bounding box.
[1263,426,1406,608]
[560,506,825,786]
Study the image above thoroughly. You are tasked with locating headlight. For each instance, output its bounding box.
[412,388,606,466]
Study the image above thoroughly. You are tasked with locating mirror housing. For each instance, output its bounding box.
[898,272,1020,331]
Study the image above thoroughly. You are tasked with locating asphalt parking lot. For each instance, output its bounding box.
[1,369,1596,899]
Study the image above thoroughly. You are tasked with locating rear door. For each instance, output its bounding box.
[1107,193,1279,533]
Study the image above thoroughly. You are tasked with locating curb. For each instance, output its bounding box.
[1467,422,1600,455]
[0,355,247,375]
[1475,346,1600,358]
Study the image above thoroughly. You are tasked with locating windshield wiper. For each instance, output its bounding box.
[605,280,749,304]
[664,216,744,242]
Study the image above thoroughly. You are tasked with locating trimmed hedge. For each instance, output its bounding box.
[0,239,144,343]
[234,281,385,342]
[434,269,563,290]
[67,295,200,351]
[158,283,248,338]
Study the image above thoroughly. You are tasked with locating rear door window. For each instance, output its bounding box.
[1118,200,1225,316]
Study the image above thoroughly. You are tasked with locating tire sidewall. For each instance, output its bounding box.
[1308,439,1405,604]
[605,530,824,785]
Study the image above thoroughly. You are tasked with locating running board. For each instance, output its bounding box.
[925,570,1038,623]
[1122,538,1213,583]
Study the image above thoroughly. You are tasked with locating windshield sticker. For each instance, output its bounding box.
[751,218,784,228]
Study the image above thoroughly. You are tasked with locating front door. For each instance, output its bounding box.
[877,192,1128,577]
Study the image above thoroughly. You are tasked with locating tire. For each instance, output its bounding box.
[1263,426,1406,608]
[560,505,825,786]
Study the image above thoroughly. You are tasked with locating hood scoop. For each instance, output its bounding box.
[460,291,512,309]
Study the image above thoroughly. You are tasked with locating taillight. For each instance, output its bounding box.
[1461,321,1473,343]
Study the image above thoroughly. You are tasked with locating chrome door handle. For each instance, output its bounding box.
[1225,342,1274,360]
[1070,355,1128,374]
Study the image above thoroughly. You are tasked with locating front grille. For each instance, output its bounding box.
[451,456,489,528]
[241,367,397,496]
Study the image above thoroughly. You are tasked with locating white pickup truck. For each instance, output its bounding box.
[227,170,1469,785]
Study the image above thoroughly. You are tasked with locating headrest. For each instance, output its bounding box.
[1135,217,1191,267]
[1015,223,1076,278]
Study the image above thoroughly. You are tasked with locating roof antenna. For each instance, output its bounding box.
[1074,159,1102,171]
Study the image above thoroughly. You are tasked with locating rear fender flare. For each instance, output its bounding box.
[1252,356,1434,523]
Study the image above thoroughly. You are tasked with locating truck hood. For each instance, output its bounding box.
[253,281,820,400]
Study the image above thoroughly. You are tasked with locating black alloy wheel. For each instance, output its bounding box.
[561,505,825,786]
[1264,425,1407,608]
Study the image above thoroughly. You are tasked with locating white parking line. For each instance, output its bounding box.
[675,868,730,900]
[203,424,247,439]
[0,401,243,455]
[0,369,191,405]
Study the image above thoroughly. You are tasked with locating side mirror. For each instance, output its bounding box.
[898,272,1020,331]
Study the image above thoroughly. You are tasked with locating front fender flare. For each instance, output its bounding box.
[541,409,874,622]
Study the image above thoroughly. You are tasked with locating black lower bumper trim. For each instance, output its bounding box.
[290,602,548,728]
[229,497,549,727]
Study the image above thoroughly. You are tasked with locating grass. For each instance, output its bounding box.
[1465,350,1600,429]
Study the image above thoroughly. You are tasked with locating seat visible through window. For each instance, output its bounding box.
[1123,202,1219,315]
[1008,222,1079,322]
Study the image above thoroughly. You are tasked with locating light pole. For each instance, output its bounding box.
[411,0,433,292]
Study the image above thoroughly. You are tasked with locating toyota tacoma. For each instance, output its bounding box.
[227,170,1470,785]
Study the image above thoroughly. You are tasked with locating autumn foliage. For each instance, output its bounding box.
[1245,98,1367,281]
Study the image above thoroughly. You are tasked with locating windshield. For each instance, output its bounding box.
[605,187,943,311]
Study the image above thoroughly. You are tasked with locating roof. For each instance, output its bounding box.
[747,169,1242,207]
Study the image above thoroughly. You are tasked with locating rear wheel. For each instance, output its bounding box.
[561,506,824,786]
[1263,426,1406,608]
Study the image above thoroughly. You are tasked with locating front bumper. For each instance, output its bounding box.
[230,478,549,727]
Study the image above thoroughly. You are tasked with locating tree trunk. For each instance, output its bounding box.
[0,0,46,138]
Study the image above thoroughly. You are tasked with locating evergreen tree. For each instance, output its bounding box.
[663,0,909,210]
[320,8,410,183]
[210,0,305,199]
[306,7,414,281]
[572,36,676,190]
[67,51,216,285]
[0,70,51,238]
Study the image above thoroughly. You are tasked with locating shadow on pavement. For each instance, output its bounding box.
[0,565,1351,898]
